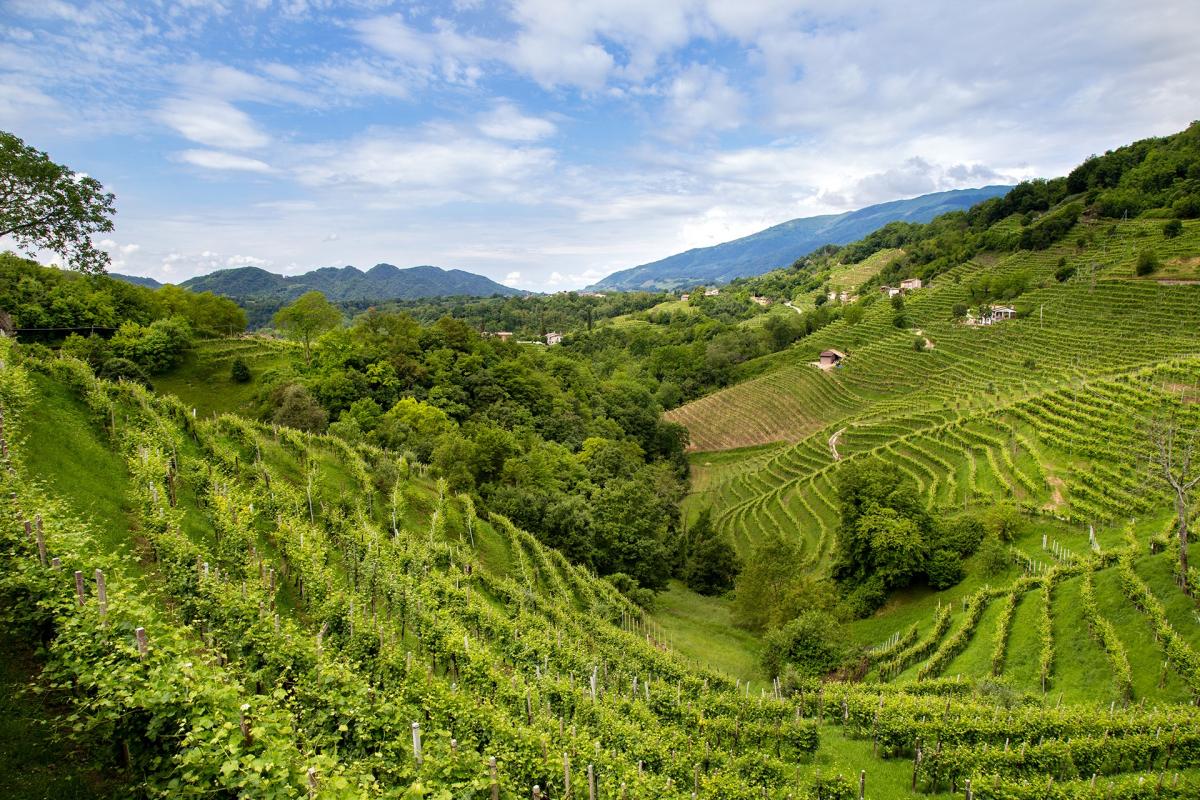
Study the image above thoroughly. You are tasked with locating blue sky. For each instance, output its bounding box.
[2,1,1198,291]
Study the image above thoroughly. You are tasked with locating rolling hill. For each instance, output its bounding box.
[182,263,522,303]
[590,185,1012,291]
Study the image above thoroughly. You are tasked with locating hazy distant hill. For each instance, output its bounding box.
[180,263,521,303]
[590,186,1012,291]
[111,273,163,289]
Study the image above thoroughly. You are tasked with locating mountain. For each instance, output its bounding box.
[111,273,163,289]
[590,186,1013,291]
[180,263,521,303]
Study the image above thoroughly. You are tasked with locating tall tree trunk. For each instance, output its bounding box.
[1178,491,1191,594]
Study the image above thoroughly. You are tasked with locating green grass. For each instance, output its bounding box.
[651,581,763,681]
[153,338,296,418]
[22,375,134,555]
[1049,575,1117,704]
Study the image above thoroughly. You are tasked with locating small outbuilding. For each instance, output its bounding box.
[900,277,923,291]
[819,349,846,368]
[545,332,563,345]
[495,331,514,342]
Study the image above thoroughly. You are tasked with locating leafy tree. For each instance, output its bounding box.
[376,397,455,463]
[760,611,847,679]
[0,130,115,274]
[1136,249,1160,276]
[926,548,965,589]
[273,291,342,364]
[913,336,926,352]
[682,509,740,595]
[230,357,251,383]
[856,508,928,589]
[1163,218,1183,238]
[271,383,327,432]
[732,530,825,632]
[978,534,1009,577]
[98,356,149,385]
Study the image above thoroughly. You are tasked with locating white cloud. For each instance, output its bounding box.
[178,149,272,173]
[664,63,745,137]
[503,271,522,286]
[158,97,270,149]
[478,102,557,141]
[293,126,556,202]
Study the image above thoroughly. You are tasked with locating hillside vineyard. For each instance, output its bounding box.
[4,121,1200,800]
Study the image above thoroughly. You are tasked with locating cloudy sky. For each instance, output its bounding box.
[2,1,1198,290]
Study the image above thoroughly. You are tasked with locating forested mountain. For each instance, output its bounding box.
[590,185,1013,291]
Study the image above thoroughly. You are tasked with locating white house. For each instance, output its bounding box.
[704,287,721,297]
[679,293,690,302]
[545,332,563,345]
[880,285,902,298]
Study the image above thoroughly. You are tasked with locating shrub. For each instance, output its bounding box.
[230,357,251,383]
[1135,249,1160,276]
[926,548,965,589]
[99,357,150,386]
[1054,262,1076,282]
[271,383,328,432]
[760,611,847,679]
[978,535,1009,577]
[913,337,926,352]
[1163,218,1183,238]
[951,302,968,319]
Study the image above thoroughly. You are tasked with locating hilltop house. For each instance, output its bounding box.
[900,277,923,291]
[828,289,855,303]
[750,295,771,306]
[705,287,721,297]
[819,349,846,368]
[967,305,1018,326]
[679,293,690,302]
[545,332,563,345]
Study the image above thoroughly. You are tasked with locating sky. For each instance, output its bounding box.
[2,1,1198,292]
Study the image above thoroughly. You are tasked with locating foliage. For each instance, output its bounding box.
[732,530,825,632]
[273,290,342,364]
[682,510,740,595]
[0,130,115,274]
[230,357,251,383]
[926,548,965,589]
[1136,249,1160,276]
[760,611,847,679]
[1163,218,1183,238]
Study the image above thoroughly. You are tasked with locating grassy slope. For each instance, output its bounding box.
[153,338,297,418]
[650,581,763,681]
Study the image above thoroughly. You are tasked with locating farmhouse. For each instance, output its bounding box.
[880,285,901,298]
[967,305,1018,326]
[750,295,772,306]
[819,348,846,368]
[545,332,563,345]
[704,287,721,297]
[900,277,923,291]
[679,293,690,302]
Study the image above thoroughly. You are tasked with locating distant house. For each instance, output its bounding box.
[579,291,605,298]
[900,277,923,291]
[545,332,563,345]
[750,295,772,306]
[880,285,901,298]
[967,305,1018,326]
[679,293,690,302]
[819,349,846,368]
[704,287,721,297]
[495,331,514,341]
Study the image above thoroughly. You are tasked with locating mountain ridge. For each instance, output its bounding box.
[590,185,1013,291]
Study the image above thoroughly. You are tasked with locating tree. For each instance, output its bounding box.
[1163,218,1183,238]
[273,291,342,364]
[760,611,846,679]
[1148,416,1200,593]
[230,357,251,383]
[682,509,740,595]
[732,530,822,632]
[1136,249,1160,276]
[1,131,116,274]
[271,383,327,432]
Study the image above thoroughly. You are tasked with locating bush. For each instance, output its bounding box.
[839,574,887,620]
[913,337,926,352]
[926,548,965,589]
[1054,262,1076,282]
[230,357,251,383]
[978,535,1009,577]
[760,611,846,679]
[98,357,150,386]
[951,302,968,319]
[1163,218,1183,238]
[684,528,741,596]
[271,383,328,432]
[1135,249,1160,276]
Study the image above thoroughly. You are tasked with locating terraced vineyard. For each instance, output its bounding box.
[679,219,1200,564]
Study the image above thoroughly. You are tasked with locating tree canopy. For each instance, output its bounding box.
[273,291,342,364]
[1,130,116,274]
